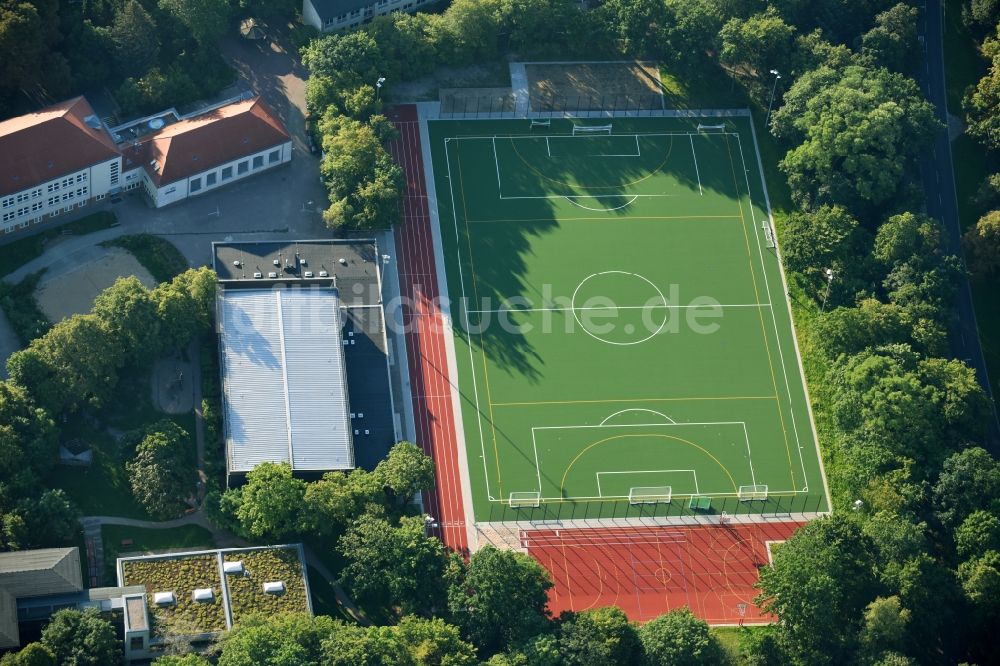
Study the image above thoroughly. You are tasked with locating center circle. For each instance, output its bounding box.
[570,271,668,346]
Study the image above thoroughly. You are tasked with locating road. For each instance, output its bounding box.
[921,0,1000,447]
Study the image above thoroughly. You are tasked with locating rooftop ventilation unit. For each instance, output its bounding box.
[268,271,277,279]
[153,591,175,605]
[223,561,244,575]
[233,260,241,267]
[253,272,262,279]
[304,271,314,278]
[273,259,280,266]
[263,581,285,595]
[319,270,329,277]
[192,588,214,602]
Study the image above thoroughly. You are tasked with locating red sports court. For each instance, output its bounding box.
[523,521,805,624]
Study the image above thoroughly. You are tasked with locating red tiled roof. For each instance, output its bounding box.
[0,97,120,197]
[127,97,290,187]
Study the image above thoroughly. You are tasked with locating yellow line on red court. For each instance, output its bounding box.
[490,395,778,407]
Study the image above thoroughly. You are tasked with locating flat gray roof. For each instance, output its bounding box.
[220,288,354,474]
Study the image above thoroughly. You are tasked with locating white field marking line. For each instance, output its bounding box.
[501,193,676,200]
[595,469,699,497]
[599,408,675,426]
[733,132,808,489]
[464,302,768,314]
[491,137,503,198]
[742,421,757,488]
[528,421,755,502]
[449,131,740,141]
[443,137,494,501]
[523,536,688,549]
[690,134,703,195]
[489,488,811,503]
[546,136,550,157]
[564,195,638,211]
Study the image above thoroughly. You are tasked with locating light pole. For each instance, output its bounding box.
[424,514,438,535]
[375,76,386,101]
[378,253,391,302]
[821,268,835,312]
[765,69,781,127]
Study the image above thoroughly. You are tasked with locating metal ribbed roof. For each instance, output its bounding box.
[220,289,354,473]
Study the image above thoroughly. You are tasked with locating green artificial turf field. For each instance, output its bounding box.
[425,115,829,523]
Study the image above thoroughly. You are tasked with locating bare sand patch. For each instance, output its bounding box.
[35,247,157,323]
[526,61,664,112]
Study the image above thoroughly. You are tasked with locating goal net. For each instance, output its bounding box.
[629,486,672,505]
[530,119,551,128]
[738,485,769,501]
[572,123,612,136]
[508,491,541,509]
[697,123,726,132]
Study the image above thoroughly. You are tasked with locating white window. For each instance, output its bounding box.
[222,166,233,180]
[18,221,28,229]
[110,161,120,186]
[31,189,41,199]
[96,194,105,200]
[48,196,59,206]
[252,155,264,169]
[1,197,13,208]
[269,149,281,164]
[31,202,42,212]
[76,187,87,198]
[62,177,72,188]
[206,172,217,186]
[76,173,87,183]
[190,177,202,193]
[16,206,28,217]
[237,161,248,175]
[62,192,71,201]
[2,211,14,222]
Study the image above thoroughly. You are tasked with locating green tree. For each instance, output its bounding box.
[438,0,501,64]
[321,624,409,666]
[218,613,340,666]
[963,210,1000,278]
[859,3,919,72]
[0,643,56,666]
[862,510,928,588]
[598,0,669,56]
[779,205,868,299]
[965,31,1000,150]
[956,510,1000,560]
[15,489,80,549]
[374,441,435,505]
[92,276,163,365]
[126,420,195,519]
[934,447,1000,528]
[447,545,552,655]
[318,113,403,231]
[105,0,158,77]
[756,516,878,665]
[231,462,306,540]
[772,63,941,209]
[638,607,723,666]
[814,299,946,360]
[40,608,121,666]
[158,0,230,46]
[719,8,796,84]
[895,553,965,659]
[0,1,47,92]
[662,0,725,68]
[340,512,449,616]
[395,615,478,666]
[551,606,641,666]
[858,596,909,661]
[958,550,1000,621]
[152,268,216,349]
[301,469,382,539]
[7,314,123,414]
[302,30,387,90]
[0,381,57,485]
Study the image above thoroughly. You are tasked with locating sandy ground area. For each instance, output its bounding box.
[35,247,156,323]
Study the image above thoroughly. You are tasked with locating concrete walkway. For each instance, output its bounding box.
[79,512,368,624]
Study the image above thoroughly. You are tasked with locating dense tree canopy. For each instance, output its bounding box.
[772,63,940,209]
[126,420,195,519]
[40,608,121,666]
[638,608,724,666]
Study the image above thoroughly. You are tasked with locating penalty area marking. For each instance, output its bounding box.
[595,469,700,497]
[564,195,638,212]
[600,408,676,426]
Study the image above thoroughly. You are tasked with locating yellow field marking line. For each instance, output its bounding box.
[466,214,740,224]
[558,433,740,495]
[723,134,796,488]
[506,134,674,190]
[456,145,505,498]
[492,395,777,407]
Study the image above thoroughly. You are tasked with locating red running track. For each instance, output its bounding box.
[386,105,469,556]
[524,522,805,624]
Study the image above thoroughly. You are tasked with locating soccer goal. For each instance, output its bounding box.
[697,123,726,132]
[738,485,769,502]
[508,491,541,509]
[530,119,551,128]
[629,486,672,505]
[572,123,613,136]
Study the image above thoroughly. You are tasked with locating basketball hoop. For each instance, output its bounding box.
[736,602,748,626]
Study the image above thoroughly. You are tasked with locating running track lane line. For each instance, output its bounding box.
[388,107,469,555]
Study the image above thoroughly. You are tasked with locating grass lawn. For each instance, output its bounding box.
[102,524,215,583]
[0,270,50,344]
[710,626,743,663]
[428,114,827,523]
[102,234,189,283]
[46,364,197,520]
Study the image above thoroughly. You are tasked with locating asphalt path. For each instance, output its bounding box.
[920,0,1000,447]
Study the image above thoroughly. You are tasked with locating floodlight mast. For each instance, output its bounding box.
[376,76,386,100]
[821,268,835,311]
[765,69,782,127]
